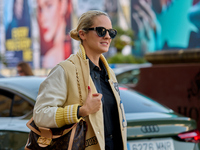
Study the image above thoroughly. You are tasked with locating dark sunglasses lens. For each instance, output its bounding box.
[109,29,117,39]
[96,27,106,37]
[95,27,117,39]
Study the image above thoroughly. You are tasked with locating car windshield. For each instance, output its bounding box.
[120,87,172,113]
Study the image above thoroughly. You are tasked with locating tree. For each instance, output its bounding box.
[111,26,134,53]
[108,26,146,64]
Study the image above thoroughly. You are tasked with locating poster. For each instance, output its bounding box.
[131,0,200,57]
[4,0,33,67]
[76,0,104,17]
[36,0,72,68]
[76,0,118,26]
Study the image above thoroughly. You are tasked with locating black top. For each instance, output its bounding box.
[88,58,123,150]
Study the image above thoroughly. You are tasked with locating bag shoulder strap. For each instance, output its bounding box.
[59,58,83,106]
[26,117,80,139]
[67,59,83,106]
[26,117,41,135]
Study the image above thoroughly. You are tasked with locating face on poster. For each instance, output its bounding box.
[4,0,33,68]
[36,0,72,69]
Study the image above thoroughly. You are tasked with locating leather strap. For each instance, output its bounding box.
[60,123,77,137]
[26,117,41,135]
[38,127,53,147]
[68,123,78,150]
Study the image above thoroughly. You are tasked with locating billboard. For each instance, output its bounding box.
[4,0,32,67]
[1,0,121,69]
[76,0,118,26]
[2,0,73,69]
[36,0,72,68]
[131,0,200,56]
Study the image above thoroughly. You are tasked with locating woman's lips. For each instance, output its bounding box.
[43,28,48,33]
[100,42,108,46]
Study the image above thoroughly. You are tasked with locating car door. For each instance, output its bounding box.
[0,89,33,118]
[0,88,33,149]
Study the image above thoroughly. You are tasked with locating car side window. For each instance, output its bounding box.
[12,95,33,117]
[116,69,140,85]
[0,95,12,117]
[0,89,33,117]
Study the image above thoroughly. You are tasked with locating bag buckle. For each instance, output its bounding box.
[37,137,52,145]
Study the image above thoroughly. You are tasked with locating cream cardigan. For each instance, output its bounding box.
[33,44,127,150]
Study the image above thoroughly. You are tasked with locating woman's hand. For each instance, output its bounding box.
[79,86,102,117]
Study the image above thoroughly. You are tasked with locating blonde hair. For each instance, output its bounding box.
[70,10,109,41]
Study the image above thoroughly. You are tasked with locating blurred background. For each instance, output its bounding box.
[0,0,199,76]
[1,1,200,128]
[2,1,200,148]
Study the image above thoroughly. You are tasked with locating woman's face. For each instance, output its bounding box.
[37,0,62,42]
[83,15,113,55]
[17,66,25,76]
[14,0,24,19]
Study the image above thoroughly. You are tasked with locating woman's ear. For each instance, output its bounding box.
[78,30,86,40]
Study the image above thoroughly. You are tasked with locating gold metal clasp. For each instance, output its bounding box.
[37,137,52,145]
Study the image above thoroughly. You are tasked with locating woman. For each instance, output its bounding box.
[17,61,34,76]
[37,0,72,68]
[33,10,127,150]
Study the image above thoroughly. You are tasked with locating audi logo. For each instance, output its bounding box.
[141,125,159,133]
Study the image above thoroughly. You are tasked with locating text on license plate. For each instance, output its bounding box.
[127,139,174,150]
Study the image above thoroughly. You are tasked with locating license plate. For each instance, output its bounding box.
[127,139,174,150]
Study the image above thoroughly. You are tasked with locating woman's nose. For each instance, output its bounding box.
[104,30,111,39]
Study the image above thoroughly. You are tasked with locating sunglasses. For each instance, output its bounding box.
[17,70,23,73]
[85,27,117,39]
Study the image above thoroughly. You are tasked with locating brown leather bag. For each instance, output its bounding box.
[25,59,87,149]
[25,117,87,150]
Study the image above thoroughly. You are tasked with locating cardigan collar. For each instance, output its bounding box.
[77,44,111,79]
